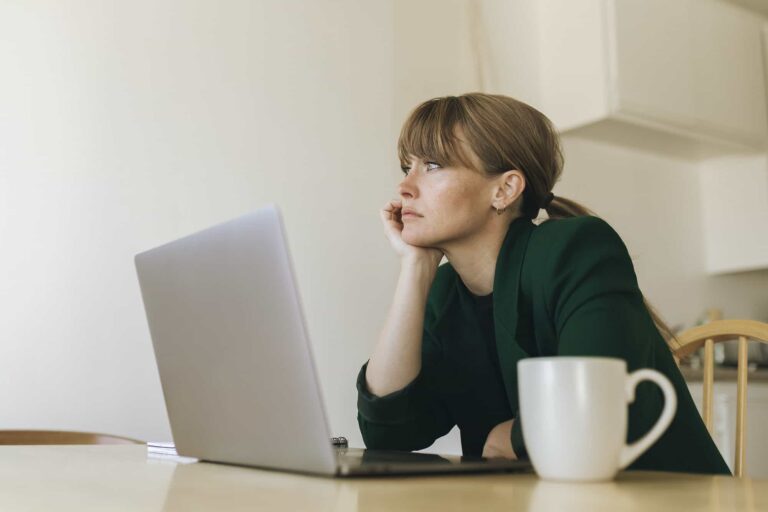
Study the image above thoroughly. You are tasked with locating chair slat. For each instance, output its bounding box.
[703,338,714,433]
[735,336,748,477]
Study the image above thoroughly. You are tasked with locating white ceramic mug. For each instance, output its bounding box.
[517,357,677,482]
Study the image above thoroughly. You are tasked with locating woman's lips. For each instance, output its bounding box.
[401,208,422,217]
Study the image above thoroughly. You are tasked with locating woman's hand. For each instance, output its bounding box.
[482,419,518,460]
[380,200,443,268]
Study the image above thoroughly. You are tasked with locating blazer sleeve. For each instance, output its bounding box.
[511,216,656,458]
[548,218,654,359]
[356,327,455,451]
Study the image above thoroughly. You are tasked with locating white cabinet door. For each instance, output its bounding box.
[606,0,768,147]
[608,0,768,147]
[692,1,768,147]
[484,0,768,153]
[699,154,768,274]
[608,0,698,130]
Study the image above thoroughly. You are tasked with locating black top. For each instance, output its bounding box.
[467,289,501,376]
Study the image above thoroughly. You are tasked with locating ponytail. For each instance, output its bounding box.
[544,195,595,220]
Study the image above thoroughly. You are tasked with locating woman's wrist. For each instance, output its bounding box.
[482,419,518,460]
[400,255,439,286]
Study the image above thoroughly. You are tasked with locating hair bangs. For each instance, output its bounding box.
[397,98,476,170]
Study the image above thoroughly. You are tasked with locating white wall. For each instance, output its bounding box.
[0,0,402,443]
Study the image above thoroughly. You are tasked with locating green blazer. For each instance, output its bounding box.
[357,215,730,475]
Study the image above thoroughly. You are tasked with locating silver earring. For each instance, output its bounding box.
[494,206,507,215]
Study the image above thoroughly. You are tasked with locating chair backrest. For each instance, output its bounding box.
[674,319,768,477]
[0,430,143,445]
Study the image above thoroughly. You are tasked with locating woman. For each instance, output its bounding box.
[356,93,730,474]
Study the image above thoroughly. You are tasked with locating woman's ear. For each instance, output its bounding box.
[492,170,526,210]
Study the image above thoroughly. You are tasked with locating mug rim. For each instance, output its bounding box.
[518,356,626,367]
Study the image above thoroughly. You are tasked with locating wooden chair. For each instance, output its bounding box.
[674,319,768,477]
[0,430,144,445]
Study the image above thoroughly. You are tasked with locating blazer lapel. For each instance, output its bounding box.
[493,217,535,411]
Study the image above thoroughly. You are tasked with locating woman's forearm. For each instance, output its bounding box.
[365,258,437,397]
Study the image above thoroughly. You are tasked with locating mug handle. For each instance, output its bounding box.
[618,369,678,469]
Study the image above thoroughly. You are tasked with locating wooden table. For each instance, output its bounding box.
[0,445,764,511]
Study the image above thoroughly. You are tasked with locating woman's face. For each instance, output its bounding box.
[398,154,498,249]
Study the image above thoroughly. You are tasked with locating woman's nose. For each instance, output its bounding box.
[398,173,416,199]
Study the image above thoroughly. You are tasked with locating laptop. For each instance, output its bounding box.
[134,204,531,477]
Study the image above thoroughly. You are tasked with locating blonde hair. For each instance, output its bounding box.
[397,92,678,348]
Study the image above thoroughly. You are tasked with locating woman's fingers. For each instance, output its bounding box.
[383,200,401,210]
[380,200,407,252]
[381,200,401,214]
[380,200,402,222]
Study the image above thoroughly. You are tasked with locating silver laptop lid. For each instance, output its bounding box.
[135,204,336,475]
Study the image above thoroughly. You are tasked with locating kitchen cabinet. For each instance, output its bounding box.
[480,0,768,155]
[699,154,768,274]
[603,0,697,135]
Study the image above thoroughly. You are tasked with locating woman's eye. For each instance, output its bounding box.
[400,161,440,175]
